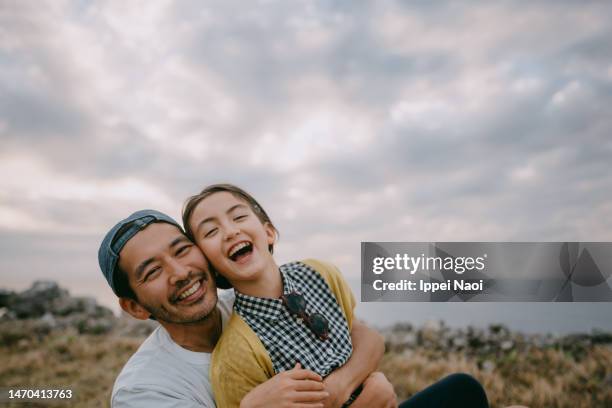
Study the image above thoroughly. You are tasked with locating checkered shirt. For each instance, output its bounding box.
[234,261,353,376]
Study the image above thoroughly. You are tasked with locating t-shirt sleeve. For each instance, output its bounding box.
[112,386,210,408]
[211,315,274,408]
[303,259,356,330]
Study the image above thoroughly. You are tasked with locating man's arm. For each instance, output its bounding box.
[322,319,385,407]
[351,372,397,408]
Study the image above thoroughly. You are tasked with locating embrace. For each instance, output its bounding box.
[99,183,500,408]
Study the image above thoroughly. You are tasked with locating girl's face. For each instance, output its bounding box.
[188,191,276,284]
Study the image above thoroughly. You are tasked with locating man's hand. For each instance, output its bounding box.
[322,320,385,408]
[321,373,350,408]
[240,363,329,408]
[350,372,397,408]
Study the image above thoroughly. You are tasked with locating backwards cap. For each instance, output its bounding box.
[98,209,182,296]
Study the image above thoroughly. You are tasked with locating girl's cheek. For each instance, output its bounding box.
[196,241,210,255]
[198,242,219,259]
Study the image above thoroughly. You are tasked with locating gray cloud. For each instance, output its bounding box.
[1,1,612,324]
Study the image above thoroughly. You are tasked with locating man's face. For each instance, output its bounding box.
[118,222,218,324]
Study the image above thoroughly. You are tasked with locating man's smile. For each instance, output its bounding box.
[173,277,207,304]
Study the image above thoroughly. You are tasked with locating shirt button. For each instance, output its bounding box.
[297,318,303,324]
[326,347,333,355]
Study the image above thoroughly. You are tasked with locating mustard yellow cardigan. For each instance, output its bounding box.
[210,259,356,408]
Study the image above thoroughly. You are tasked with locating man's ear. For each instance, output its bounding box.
[119,297,151,320]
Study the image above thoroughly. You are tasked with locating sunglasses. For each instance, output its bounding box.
[281,292,330,341]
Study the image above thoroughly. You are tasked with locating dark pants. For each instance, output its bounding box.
[399,373,489,408]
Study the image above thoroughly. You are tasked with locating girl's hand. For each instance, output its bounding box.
[241,363,329,408]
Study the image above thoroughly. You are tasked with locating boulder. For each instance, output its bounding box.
[10,281,69,318]
[0,288,15,308]
[0,281,117,336]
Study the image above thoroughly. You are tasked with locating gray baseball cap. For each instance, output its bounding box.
[98,209,182,296]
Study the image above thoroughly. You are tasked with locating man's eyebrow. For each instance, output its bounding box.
[169,235,191,248]
[195,204,248,233]
[135,258,155,281]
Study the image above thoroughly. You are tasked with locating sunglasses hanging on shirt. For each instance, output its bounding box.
[281,292,330,341]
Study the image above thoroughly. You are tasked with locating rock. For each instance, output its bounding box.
[531,333,557,348]
[391,322,413,332]
[50,296,82,316]
[382,321,610,358]
[51,296,107,317]
[561,333,591,347]
[3,309,16,320]
[421,320,443,344]
[10,281,69,318]
[0,281,117,337]
[467,333,486,349]
[488,324,511,337]
[116,316,158,337]
[40,312,57,329]
[386,331,417,351]
[423,320,442,332]
[481,359,496,373]
[590,329,612,344]
[80,297,98,315]
[452,336,467,349]
[78,317,115,335]
[402,332,417,347]
[0,289,15,308]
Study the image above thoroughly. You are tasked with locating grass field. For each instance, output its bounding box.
[380,344,612,408]
[1,328,610,407]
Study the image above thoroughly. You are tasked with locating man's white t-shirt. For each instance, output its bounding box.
[112,290,235,407]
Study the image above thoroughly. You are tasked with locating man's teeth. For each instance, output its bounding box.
[178,281,201,300]
[229,242,250,258]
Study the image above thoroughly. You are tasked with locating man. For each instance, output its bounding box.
[98,210,396,407]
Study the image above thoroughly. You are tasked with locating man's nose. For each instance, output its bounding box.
[167,259,191,285]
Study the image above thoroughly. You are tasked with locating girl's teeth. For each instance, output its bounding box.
[229,242,248,257]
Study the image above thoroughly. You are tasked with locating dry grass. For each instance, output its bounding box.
[0,329,142,407]
[381,346,612,408]
[1,330,610,407]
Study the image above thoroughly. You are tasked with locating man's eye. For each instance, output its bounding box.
[204,228,218,238]
[176,245,191,255]
[144,267,161,281]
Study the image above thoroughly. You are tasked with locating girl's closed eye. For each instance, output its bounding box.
[234,214,248,221]
[176,245,191,256]
[204,227,218,238]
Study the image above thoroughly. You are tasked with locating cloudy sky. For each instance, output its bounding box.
[1,1,611,327]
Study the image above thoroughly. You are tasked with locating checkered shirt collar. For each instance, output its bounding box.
[234,265,298,321]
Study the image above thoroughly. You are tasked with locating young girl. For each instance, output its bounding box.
[182,184,496,408]
[182,184,363,408]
